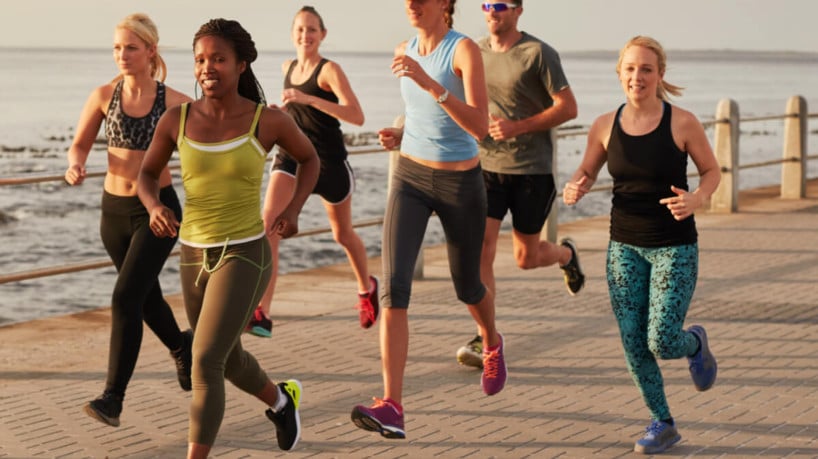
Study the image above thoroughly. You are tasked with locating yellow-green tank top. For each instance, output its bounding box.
[176,103,268,247]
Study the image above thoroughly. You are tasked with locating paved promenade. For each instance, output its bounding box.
[1,181,817,458]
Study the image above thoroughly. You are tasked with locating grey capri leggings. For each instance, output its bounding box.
[382,155,487,308]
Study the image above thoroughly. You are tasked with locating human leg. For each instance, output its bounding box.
[249,170,295,337]
[88,190,187,426]
[644,244,717,391]
[182,239,293,452]
[351,157,431,438]
[323,196,379,328]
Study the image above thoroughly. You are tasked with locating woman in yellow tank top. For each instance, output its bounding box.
[137,18,319,458]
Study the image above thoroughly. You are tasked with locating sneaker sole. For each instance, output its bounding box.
[83,403,120,427]
[249,325,272,338]
[634,433,681,454]
[351,409,405,439]
[456,349,484,369]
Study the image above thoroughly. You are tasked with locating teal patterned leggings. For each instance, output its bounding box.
[607,241,700,421]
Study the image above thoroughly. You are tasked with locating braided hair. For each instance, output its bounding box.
[193,19,267,104]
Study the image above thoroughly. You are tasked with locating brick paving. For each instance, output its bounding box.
[1,182,817,458]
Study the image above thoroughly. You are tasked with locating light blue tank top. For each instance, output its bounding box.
[400,29,477,162]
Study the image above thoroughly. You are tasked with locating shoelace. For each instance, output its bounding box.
[356,297,375,320]
[644,420,665,436]
[370,397,401,415]
[483,349,500,377]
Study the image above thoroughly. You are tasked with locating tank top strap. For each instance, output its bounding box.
[284,59,298,83]
[177,102,189,147]
[248,104,264,136]
[313,58,329,82]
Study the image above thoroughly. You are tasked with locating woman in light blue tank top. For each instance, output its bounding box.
[351,0,508,440]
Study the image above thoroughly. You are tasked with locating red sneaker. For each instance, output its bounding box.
[356,276,379,329]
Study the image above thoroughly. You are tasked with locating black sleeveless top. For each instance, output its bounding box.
[283,59,347,160]
[105,80,166,150]
[606,101,697,247]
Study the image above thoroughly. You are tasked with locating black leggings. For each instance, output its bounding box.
[99,186,183,398]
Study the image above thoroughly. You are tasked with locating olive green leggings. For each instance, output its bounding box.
[179,237,272,445]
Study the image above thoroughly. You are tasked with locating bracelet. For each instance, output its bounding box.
[436,89,449,104]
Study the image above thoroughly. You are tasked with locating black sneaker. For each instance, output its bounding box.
[84,391,123,427]
[247,307,273,338]
[265,379,302,451]
[170,329,193,391]
[559,238,585,296]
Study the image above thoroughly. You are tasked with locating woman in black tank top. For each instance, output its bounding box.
[562,36,721,455]
[247,6,380,339]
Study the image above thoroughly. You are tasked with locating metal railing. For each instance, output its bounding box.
[1,98,816,285]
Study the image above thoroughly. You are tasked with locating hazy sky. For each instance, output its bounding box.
[2,1,817,54]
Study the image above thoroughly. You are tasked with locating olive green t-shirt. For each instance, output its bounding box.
[478,32,570,175]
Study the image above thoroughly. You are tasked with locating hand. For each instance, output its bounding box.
[148,205,180,238]
[659,186,702,221]
[563,176,590,206]
[378,127,403,151]
[391,55,430,87]
[281,88,309,107]
[64,164,86,185]
[488,114,517,141]
[270,208,300,239]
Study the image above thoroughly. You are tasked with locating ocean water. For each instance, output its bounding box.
[1,47,817,325]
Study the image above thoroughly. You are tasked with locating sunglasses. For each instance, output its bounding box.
[481,2,519,12]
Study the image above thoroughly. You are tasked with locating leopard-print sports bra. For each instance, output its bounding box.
[105,80,166,150]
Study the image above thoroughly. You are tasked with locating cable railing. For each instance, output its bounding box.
[1,97,815,284]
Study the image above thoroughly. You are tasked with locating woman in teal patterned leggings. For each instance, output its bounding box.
[563,35,721,454]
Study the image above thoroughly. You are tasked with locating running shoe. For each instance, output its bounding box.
[559,238,585,296]
[351,397,405,439]
[170,329,193,391]
[84,391,123,427]
[356,275,380,329]
[247,307,273,338]
[687,325,717,391]
[456,335,484,368]
[265,379,302,451]
[634,420,681,454]
[481,333,507,396]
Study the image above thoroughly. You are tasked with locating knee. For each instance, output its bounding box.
[514,248,538,270]
[332,227,359,248]
[647,337,674,360]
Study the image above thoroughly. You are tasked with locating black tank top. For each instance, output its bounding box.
[606,101,697,247]
[283,59,347,160]
[105,80,166,150]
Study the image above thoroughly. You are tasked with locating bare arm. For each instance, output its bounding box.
[137,106,181,237]
[65,86,107,185]
[659,107,721,220]
[489,86,578,141]
[259,108,319,238]
[282,61,365,126]
[563,112,613,206]
[392,39,488,140]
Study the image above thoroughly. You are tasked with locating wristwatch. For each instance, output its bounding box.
[436,89,449,104]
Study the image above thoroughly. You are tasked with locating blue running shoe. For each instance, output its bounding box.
[634,420,681,454]
[687,325,717,391]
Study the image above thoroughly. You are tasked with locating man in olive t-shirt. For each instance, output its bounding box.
[455,0,586,369]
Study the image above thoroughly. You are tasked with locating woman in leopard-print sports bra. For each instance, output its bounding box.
[64,13,193,428]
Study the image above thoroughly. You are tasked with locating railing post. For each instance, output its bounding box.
[542,129,558,243]
[386,115,424,279]
[710,98,740,213]
[781,95,807,199]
